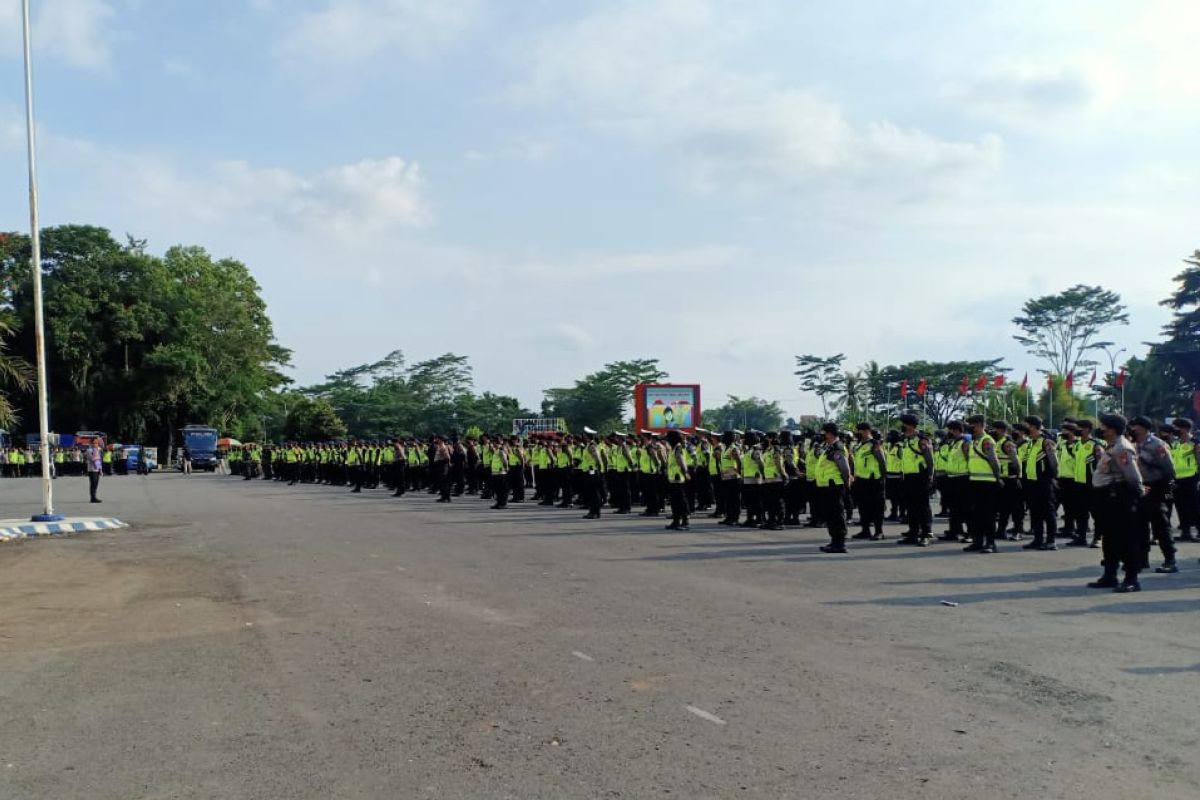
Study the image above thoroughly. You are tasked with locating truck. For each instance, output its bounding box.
[178,425,220,471]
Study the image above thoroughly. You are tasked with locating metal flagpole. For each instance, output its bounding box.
[22,0,61,522]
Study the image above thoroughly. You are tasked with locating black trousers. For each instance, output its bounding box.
[641,472,661,514]
[852,477,884,535]
[996,477,1025,533]
[1023,481,1057,543]
[762,481,784,527]
[490,473,509,507]
[668,481,689,526]
[944,476,969,537]
[1140,480,1175,564]
[741,483,762,525]
[783,478,803,524]
[819,485,847,546]
[694,468,714,509]
[1096,484,1142,578]
[1173,474,1199,533]
[609,471,631,512]
[722,479,741,523]
[1057,479,1079,533]
[1068,482,1091,535]
[508,466,526,502]
[902,473,931,536]
[967,480,998,547]
[582,472,602,516]
[88,471,101,500]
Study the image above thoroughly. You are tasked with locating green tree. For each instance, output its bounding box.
[1034,376,1089,426]
[704,395,785,432]
[794,353,846,419]
[873,360,1007,428]
[1012,285,1129,377]
[0,321,33,428]
[284,397,348,441]
[542,358,668,432]
[0,226,289,448]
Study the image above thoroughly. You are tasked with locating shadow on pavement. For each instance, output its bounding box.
[1122,662,1200,675]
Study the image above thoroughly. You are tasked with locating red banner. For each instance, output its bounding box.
[915,378,928,397]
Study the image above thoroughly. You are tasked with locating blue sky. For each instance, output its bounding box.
[1,0,1197,417]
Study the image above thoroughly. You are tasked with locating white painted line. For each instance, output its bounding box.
[685,705,727,726]
[572,651,595,662]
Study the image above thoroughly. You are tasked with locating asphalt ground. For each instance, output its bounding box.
[1,472,1198,800]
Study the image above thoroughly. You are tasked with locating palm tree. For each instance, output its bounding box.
[831,370,867,423]
[0,321,34,428]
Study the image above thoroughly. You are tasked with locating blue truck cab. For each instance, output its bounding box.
[178,425,220,471]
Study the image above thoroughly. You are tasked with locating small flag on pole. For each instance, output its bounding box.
[974,374,988,392]
[1065,370,1074,390]
[899,380,909,398]
[1047,374,1054,390]
[1020,373,1028,390]
[993,374,1005,388]
[959,374,970,396]
[1088,369,1097,388]
[1115,367,1126,388]
[915,378,928,397]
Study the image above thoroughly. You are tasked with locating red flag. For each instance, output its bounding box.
[1047,374,1054,390]
[1065,370,1074,389]
[974,374,988,392]
[1115,367,1126,388]
[915,378,928,397]
[959,374,970,396]
[993,374,1005,388]
[899,380,909,398]
[1088,369,1097,388]
[1020,373,1028,390]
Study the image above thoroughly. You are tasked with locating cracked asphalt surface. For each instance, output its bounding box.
[1,473,1198,799]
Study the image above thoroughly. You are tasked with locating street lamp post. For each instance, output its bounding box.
[1099,346,1127,417]
[21,0,61,522]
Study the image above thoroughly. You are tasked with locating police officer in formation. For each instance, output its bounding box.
[227,412,1196,590]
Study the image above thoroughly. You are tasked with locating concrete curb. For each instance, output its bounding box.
[0,517,128,542]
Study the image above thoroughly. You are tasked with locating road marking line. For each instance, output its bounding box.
[572,651,594,662]
[685,705,727,726]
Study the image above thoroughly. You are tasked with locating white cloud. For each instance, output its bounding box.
[516,0,1001,197]
[942,63,1094,130]
[515,245,740,283]
[113,155,432,236]
[274,0,478,65]
[0,0,115,70]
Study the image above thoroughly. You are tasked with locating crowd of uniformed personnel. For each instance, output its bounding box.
[221,410,1198,594]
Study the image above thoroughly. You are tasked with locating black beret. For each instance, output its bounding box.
[821,422,839,435]
[855,422,873,431]
[1173,418,1193,430]
[899,413,919,427]
[1024,415,1044,428]
[946,420,964,431]
[965,414,985,426]
[1129,415,1153,430]
[1099,413,1127,434]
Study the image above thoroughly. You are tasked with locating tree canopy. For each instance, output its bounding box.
[1012,284,1128,377]
[0,225,289,447]
[299,350,534,438]
[704,395,785,432]
[542,358,668,433]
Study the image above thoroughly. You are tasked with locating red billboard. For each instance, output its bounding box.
[634,383,701,434]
